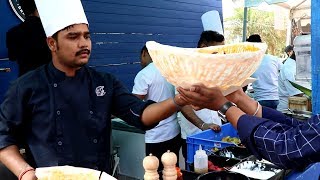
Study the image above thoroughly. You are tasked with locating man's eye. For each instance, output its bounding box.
[69,36,77,39]
[85,35,91,39]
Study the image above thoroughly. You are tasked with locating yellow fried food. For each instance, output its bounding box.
[222,136,241,144]
[38,169,96,180]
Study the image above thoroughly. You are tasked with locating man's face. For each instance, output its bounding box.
[287,50,293,57]
[140,50,151,68]
[51,24,91,69]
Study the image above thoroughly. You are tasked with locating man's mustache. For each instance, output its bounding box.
[75,49,91,56]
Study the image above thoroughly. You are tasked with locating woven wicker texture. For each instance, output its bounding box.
[146,41,267,93]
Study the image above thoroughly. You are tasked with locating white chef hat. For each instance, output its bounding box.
[201,10,224,35]
[34,0,88,37]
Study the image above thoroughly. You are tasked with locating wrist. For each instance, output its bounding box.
[218,101,237,122]
[173,96,183,110]
[199,122,206,130]
[19,167,35,180]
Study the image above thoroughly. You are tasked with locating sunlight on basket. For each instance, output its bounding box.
[146,41,267,95]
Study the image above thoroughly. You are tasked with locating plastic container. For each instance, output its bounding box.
[194,145,208,174]
[196,171,249,180]
[229,156,285,180]
[213,146,252,161]
[293,34,311,81]
[186,123,238,164]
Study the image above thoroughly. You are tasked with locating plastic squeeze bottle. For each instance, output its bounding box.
[194,145,208,174]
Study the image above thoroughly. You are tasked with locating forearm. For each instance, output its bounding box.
[0,145,33,177]
[141,97,178,126]
[225,106,246,128]
[230,90,262,117]
[181,105,205,129]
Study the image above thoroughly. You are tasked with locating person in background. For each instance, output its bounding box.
[197,30,225,48]
[246,34,282,109]
[277,45,303,111]
[177,85,320,170]
[0,0,188,179]
[6,0,51,77]
[283,44,296,64]
[178,30,223,167]
[132,46,182,170]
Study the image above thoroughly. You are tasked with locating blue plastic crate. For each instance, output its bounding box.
[186,123,239,164]
[285,163,320,180]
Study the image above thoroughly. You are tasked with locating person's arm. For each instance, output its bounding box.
[0,146,36,180]
[0,81,36,179]
[111,75,187,129]
[134,94,145,100]
[228,89,303,127]
[177,85,319,169]
[141,95,185,126]
[181,105,220,131]
[132,69,148,101]
[237,114,320,169]
[177,86,260,128]
[177,86,303,127]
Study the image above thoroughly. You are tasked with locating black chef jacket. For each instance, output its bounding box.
[6,16,51,76]
[0,62,156,173]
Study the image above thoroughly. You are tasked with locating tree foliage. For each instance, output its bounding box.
[224,8,287,56]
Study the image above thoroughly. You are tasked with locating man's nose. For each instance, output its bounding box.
[79,36,90,48]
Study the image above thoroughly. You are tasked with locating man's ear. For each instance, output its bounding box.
[47,37,57,52]
[142,50,146,57]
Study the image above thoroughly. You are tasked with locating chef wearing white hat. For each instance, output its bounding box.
[0,0,187,179]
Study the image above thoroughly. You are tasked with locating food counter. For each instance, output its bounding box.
[111,118,145,179]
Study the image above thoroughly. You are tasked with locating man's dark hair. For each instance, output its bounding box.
[140,45,148,55]
[284,45,296,60]
[246,34,262,43]
[20,0,37,16]
[284,45,294,53]
[197,31,224,48]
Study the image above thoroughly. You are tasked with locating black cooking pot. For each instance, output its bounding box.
[196,171,249,180]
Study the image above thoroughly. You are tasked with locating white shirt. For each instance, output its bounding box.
[178,109,222,139]
[251,54,282,101]
[277,58,302,111]
[132,63,180,143]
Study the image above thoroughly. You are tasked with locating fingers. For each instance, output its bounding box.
[208,124,221,132]
[177,87,208,107]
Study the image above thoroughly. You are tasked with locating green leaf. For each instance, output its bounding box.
[289,81,312,98]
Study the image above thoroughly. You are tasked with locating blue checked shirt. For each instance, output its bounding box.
[237,106,320,169]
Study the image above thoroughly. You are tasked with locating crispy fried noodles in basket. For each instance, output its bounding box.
[146,41,267,95]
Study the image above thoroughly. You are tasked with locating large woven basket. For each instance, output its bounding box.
[35,166,116,180]
[146,41,267,94]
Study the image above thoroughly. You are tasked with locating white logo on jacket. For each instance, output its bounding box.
[95,86,106,96]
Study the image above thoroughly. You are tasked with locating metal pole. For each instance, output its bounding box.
[242,7,248,42]
[312,1,320,114]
